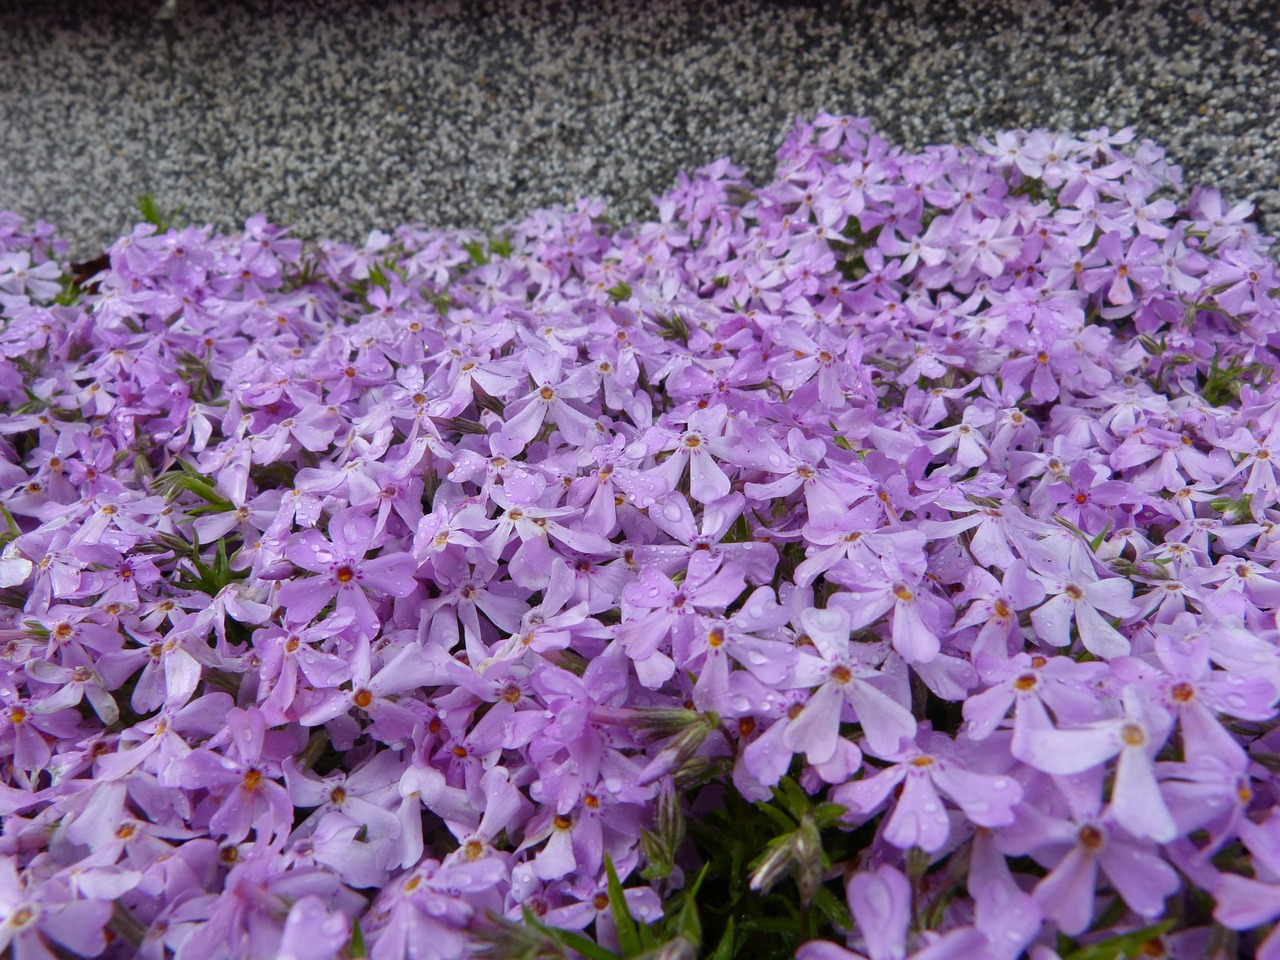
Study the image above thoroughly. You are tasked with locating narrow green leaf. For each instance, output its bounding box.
[1087,520,1112,553]
[706,917,735,960]
[774,777,810,821]
[754,801,798,832]
[521,907,622,960]
[813,884,853,929]
[347,917,368,958]
[604,855,642,957]
[1061,919,1175,960]
[136,193,164,228]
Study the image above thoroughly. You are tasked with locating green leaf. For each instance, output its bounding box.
[520,907,621,960]
[605,855,642,957]
[346,917,368,958]
[606,281,632,303]
[546,927,621,960]
[1087,520,1112,553]
[754,801,798,833]
[666,863,707,949]
[1060,919,1175,960]
[706,917,735,960]
[136,193,164,227]
[811,802,847,829]
[773,777,811,821]
[490,233,513,259]
[463,238,490,267]
[135,193,184,231]
[812,884,853,930]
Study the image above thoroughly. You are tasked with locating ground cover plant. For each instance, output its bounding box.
[1,115,1279,960]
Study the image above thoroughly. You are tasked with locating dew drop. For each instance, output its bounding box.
[922,802,939,814]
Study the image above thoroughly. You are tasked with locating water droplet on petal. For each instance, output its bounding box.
[922,802,939,814]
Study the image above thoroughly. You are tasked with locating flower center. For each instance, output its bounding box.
[1077,824,1104,850]
[335,565,355,583]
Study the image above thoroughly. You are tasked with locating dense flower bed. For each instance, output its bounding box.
[2,116,1280,960]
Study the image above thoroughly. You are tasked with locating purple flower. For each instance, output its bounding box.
[278,506,419,636]
[833,729,1023,853]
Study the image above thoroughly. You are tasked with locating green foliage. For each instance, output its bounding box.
[654,313,690,343]
[135,193,185,232]
[1059,919,1175,960]
[1200,345,1272,407]
[172,532,244,597]
[473,775,862,960]
[151,460,235,515]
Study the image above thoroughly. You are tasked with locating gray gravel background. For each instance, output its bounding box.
[1,0,1277,259]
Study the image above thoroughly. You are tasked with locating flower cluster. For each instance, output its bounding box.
[1,115,1279,960]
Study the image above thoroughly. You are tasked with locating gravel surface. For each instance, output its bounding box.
[0,0,1276,258]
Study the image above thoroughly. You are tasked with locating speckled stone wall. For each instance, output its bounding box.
[1,0,1276,256]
